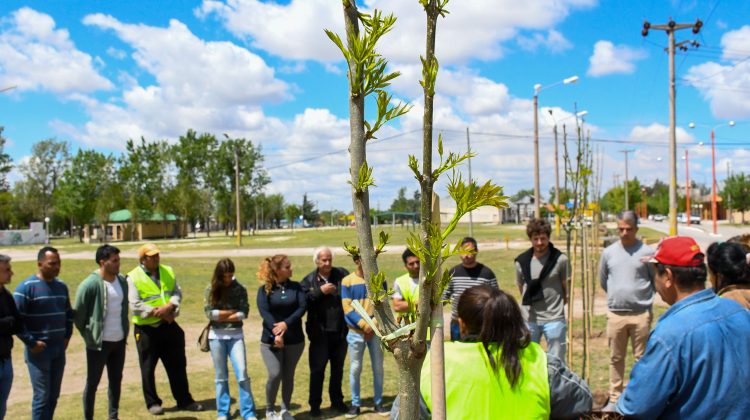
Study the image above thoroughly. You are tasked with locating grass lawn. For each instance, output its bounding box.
[3,223,669,418]
[13,223,535,256]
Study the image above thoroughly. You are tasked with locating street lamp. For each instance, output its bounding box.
[547,109,587,236]
[682,150,690,225]
[533,75,579,218]
[688,120,735,235]
[44,216,50,244]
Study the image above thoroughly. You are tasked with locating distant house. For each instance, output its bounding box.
[499,195,538,224]
[83,209,187,243]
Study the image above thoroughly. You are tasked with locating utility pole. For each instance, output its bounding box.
[553,123,561,237]
[684,149,690,223]
[466,127,474,236]
[533,94,541,219]
[642,18,702,235]
[234,144,242,247]
[620,149,635,211]
[225,133,242,247]
[726,161,732,221]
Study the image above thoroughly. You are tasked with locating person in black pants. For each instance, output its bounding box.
[126,243,202,416]
[0,254,20,420]
[74,245,130,420]
[300,247,349,417]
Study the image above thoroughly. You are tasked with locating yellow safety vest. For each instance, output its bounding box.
[394,274,419,316]
[128,265,176,326]
[421,341,550,419]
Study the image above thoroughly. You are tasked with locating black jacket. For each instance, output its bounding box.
[301,267,349,341]
[0,287,21,360]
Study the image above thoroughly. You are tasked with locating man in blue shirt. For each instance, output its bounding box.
[617,236,750,419]
[14,247,73,420]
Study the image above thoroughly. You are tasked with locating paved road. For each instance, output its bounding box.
[640,219,748,251]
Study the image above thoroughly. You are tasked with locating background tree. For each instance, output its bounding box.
[209,137,268,235]
[301,193,319,225]
[118,138,170,238]
[264,193,286,228]
[722,172,750,224]
[389,187,421,213]
[173,130,219,235]
[0,128,13,228]
[17,139,69,222]
[284,203,301,231]
[645,179,670,215]
[0,128,12,192]
[55,150,116,241]
[600,179,643,214]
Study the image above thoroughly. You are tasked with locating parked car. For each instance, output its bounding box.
[653,214,665,222]
[677,214,701,224]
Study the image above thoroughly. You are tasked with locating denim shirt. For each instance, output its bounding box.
[617,288,750,419]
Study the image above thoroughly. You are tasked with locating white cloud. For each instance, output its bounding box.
[105,46,126,59]
[66,14,291,149]
[0,7,112,94]
[628,123,694,145]
[685,26,750,119]
[586,40,646,77]
[517,30,573,54]
[198,0,595,65]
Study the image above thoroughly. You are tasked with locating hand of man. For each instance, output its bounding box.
[320,283,336,295]
[272,321,288,336]
[364,330,375,341]
[153,303,175,318]
[30,341,47,353]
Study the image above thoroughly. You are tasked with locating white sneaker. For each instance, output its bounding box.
[266,410,280,420]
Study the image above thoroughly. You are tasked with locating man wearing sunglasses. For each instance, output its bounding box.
[598,211,655,412]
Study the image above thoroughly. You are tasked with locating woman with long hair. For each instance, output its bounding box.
[204,258,256,420]
[256,255,307,420]
[412,285,591,419]
[707,241,750,309]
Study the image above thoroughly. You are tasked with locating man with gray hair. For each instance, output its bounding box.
[301,247,350,417]
[0,254,19,419]
[599,211,655,411]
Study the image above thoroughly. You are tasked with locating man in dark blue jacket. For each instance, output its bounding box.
[617,236,750,419]
[301,247,350,417]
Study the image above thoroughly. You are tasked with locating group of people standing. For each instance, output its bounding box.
[1,212,749,419]
[0,244,202,420]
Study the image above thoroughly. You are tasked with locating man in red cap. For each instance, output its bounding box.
[616,236,750,419]
[127,243,202,415]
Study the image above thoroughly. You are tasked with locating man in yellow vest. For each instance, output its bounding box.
[392,249,420,323]
[127,243,202,416]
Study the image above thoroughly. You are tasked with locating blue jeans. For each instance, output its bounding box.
[25,341,66,420]
[347,332,384,407]
[0,357,12,420]
[528,320,567,362]
[209,338,256,419]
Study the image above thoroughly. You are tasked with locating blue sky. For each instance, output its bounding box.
[1,0,748,212]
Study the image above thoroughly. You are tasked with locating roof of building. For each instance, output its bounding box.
[109,209,179,222]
